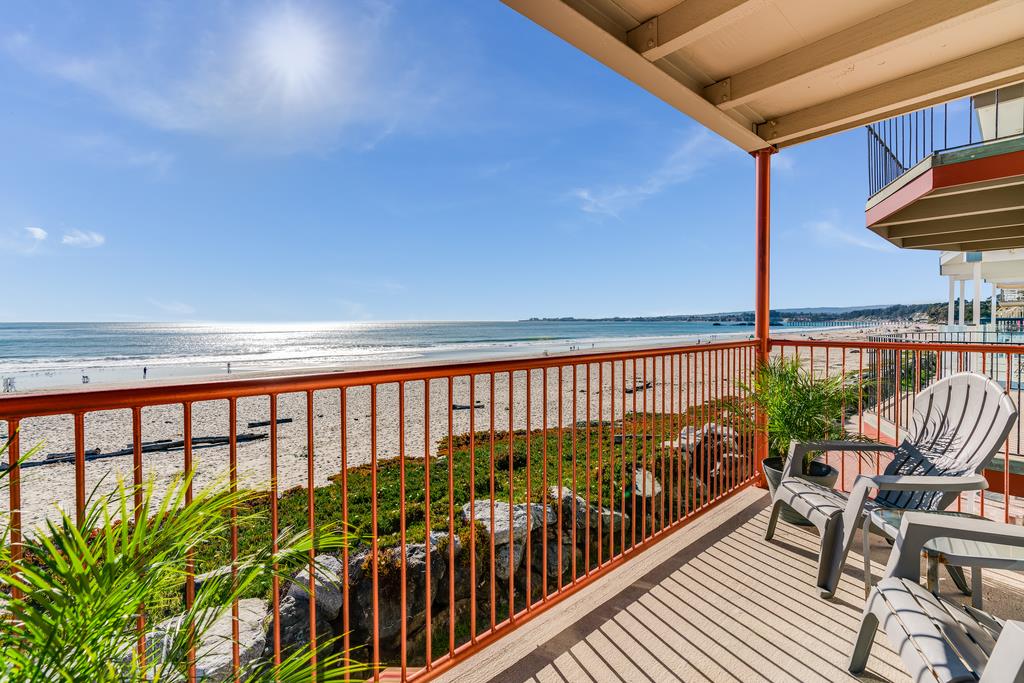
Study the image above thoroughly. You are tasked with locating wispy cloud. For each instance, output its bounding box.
[807,217,894,252]
[1,226,48,254]
[3,4,446,154]
[148,298,195,316]
[61,229,106,248]
[25,226,47,241]
[570,129,735,217]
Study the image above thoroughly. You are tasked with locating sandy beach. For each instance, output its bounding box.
[2,323,929,529]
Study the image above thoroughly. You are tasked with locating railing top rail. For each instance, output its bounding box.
[0,337,757,419]
[771,338,1024,354]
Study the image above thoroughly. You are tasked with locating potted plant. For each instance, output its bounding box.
[734,355,860,525]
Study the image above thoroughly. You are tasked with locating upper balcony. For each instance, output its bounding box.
[865,85,1024,252]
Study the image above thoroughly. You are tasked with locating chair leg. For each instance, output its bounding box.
[862,515,872,599]
[817,513,855,599]
[765,499,784,542]
[848,600,880,674]
[945,564,971,596]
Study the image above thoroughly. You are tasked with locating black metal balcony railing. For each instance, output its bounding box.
[867,84,1024,197]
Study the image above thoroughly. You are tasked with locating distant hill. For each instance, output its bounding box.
[528,302,957,324]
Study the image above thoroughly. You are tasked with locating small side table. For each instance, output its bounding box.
[864,507,1006,608]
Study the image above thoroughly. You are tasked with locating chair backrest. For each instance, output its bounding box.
[876,372,1017,510]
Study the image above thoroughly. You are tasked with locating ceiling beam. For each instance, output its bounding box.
[907,236,1024,251]
[875,184,1024,226]
[899,224,1024,248]
[626,0,762,62]
[884,208,1024,238]
[502,0,768,151]
[757,39,1024,146]
[705,0,1009,109]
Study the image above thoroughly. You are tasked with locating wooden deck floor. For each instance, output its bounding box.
[436,487,1024,683]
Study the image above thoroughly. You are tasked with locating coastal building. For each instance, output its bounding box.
[860,81,1024,332]
[939,249,1024,328]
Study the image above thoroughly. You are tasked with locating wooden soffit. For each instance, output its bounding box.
[502,0,1024,150]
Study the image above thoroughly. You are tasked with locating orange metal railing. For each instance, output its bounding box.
[0,339,759,681]
[772,338,1024,521]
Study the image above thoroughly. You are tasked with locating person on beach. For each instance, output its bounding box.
[143,366,147,379]
[227,362,231,374]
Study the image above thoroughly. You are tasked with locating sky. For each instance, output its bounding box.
[0,0,945,323]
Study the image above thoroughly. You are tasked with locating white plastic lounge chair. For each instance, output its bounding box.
[765,372,1017,598]
[849,512,1024,682]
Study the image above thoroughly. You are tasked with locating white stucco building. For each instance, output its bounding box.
[940,249,1024,329]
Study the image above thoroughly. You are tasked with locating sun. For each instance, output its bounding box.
[250,8,331,103]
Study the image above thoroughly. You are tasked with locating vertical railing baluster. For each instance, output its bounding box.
[230,397,241,681]
[585,363,593,575]
[371,384,380,679]
[446,378,455,648]
[422,382,432,666]
[270,395,282,668]
[7,419,22,601]
[507,372,515,619]
[183,402,196,683]
[131,406,146,671]
[524,371,532,609]
[399,381,408,674]
[468,375,477,639]
[488,372,496,630]
[74,412,85,526]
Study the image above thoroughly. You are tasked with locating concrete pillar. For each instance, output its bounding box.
[958,280,965,326]
[948,277,955,326]
[973,262,982,327]
[992,283,999,326]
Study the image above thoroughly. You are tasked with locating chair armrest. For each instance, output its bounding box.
[885,512,1024,582]
[981,620,1024,683]
[783,440,895,478]
[856,473,988,493]
[839,474,987,552]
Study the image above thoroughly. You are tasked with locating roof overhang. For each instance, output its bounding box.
[865,140,1024,250]
[940,249,1024,282]
[502,0,1024,151]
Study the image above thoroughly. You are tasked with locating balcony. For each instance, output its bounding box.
[5,1,1024,680]
[865,86,1024,252]
[3,336,1023,681]
[436,486,1024,683]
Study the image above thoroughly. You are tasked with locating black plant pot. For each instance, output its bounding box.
[762,456,839,526]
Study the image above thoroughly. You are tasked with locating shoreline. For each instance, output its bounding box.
[0,322,931,529]
[2,322,887,394]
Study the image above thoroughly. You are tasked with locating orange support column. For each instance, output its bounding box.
[753,147,775,486]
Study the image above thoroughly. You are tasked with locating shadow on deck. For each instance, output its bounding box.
[437,487,1024,683]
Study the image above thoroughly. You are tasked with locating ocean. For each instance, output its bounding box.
[0,320,849,392]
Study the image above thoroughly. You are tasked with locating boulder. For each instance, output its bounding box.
[712,452,748,480]
[542,535,582,580]
[661,426,701,454]
[285,555,345,621]
[358,534,450,647]
[462,501,555,578]
[190,564,233,599]
[679,426,701,453]
[699,423,740,452]
[547,486,628,533]
[264,555,345,657]
[148,598,268,682]
[631,470,662,500]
